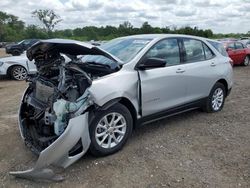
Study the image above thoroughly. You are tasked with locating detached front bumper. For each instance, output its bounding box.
[10,113,91,181]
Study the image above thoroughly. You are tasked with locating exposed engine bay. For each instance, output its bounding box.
[9,39,123,181]
[20,48,120,154]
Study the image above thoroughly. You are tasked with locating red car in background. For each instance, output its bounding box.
[223,41,250,66]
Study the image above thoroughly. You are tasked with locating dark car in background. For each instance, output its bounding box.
[0,42,8,48]
[240,39,250,48]
[223,41,250,66]
[5,39,39,56]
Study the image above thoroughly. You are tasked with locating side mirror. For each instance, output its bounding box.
[226,48,233,52]
[137,58,166,70]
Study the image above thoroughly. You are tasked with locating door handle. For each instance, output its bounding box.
[210,62,216,67]
[176,68,185,73]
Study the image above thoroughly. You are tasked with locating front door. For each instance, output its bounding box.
[138,38,187,116]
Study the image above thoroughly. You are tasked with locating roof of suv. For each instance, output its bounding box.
[118,34,213,41]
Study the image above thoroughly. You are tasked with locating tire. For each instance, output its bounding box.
[243,56,250,66]
[11,50,21,56]
[10,66,27,81]
[203,82,226,113]
[89,103,133,157]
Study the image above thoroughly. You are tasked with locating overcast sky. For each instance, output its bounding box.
[1,0,250,33]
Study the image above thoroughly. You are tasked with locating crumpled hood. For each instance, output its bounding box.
[26,39,122,64]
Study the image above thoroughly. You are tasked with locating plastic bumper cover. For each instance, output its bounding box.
[10,113,91,181]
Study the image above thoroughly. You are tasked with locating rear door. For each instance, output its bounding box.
[138,38,187,116]
[180,38,218,101]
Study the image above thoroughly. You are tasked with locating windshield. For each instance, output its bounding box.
[81,38,152,65]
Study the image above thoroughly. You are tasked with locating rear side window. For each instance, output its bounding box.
[183,39,205,63]
[235,42,244,49]
[207,40,228,57]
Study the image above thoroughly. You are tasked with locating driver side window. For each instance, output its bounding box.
[145,38,181,66]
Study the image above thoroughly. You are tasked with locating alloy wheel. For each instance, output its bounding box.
[95,112,127,149]
[12,66,27,80]
[211,88,224,111]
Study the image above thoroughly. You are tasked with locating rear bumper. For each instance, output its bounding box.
[10,113,91,181]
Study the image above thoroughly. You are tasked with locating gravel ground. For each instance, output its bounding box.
[0,66,250,188]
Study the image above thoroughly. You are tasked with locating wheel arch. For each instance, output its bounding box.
[89,97,138,129]
[119,97,137,128]
[216,79,229,96]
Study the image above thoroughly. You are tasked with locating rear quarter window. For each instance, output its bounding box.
[203,43,214,60]
[207,40,228,57]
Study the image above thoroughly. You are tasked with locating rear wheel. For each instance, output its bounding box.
[89,103,133,157]
[10,66,27,80]
[243,56,250,66]
[203,83,226,113]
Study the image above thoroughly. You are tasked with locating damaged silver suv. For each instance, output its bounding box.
[11,35,233,180]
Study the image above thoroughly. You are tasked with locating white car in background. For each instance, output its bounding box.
[0,52,37,80]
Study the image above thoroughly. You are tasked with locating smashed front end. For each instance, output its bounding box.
[10,39,121,181]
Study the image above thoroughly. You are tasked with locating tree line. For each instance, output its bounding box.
[0,10,249,42]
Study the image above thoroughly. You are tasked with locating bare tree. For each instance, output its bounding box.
[32,9,62,33]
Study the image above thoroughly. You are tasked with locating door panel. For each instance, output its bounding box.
[234,49,245,64]
[182,38,217,101]
[233,42,246,64]
[139,65,187,116]
[184,59,217,101]
[138,38,187,116]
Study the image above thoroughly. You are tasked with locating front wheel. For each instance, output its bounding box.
[203,83,226,113]
[89,103,133,157]
[243,56,250,66]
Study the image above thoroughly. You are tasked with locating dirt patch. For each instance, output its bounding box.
[0,66,250,187]
[0,48,11,58]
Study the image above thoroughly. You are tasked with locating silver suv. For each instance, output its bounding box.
[11,35,233,180]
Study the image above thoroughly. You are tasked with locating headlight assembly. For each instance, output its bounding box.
[0,61,4,66]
